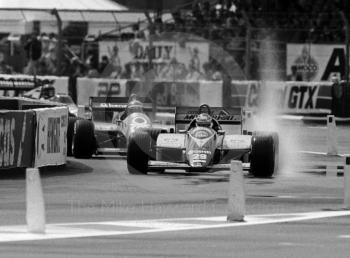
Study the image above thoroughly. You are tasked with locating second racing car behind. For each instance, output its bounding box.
[69,95,173,158]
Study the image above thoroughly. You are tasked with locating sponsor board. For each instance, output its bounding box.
[0,75,68,96]
[231,81,332,114]
[34,107,68,167]
[0,111,34,169]
[287,44,347,81]
[99,40,209,74]
[76,78,127,105]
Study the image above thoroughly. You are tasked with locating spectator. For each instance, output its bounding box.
[0,52,13,74]
[189,47,201,73]
[121,63,132,79]
[186,63,203,81]
[98,55,110,74]
[24,32,42,75]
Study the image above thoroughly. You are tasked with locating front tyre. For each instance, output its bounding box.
[250,133,277,178]
[73,120,95,159]
[127,131,151,174]
[67,117,78,156]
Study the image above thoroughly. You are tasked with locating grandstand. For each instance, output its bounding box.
[0,0,348,81]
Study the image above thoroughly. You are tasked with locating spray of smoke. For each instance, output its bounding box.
[253,35,302,177]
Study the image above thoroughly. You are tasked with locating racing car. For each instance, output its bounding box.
[126,104,279,178]
[69,95,173,158]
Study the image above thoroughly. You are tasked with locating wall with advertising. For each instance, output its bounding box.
[98,40,210,74]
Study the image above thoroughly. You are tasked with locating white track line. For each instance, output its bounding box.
[0,210,349,242]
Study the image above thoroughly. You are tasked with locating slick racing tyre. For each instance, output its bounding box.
[127,131,151,175]
[250,132,277,178]
[67,117,78,156]
[73,120,95,159]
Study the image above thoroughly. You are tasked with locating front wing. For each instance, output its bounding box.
[148,161,250,171]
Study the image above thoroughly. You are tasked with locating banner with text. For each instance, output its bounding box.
[77,78,128,105]
[34,107,68,167]
[287,44,347,81]
[99,40,209,74]
[0,110,34,169]
[230,81,332,115]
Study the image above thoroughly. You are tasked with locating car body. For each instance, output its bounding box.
[23,85,81,117]
[127,104,279,178]
[70,96,174,158]
[50,94,80,117]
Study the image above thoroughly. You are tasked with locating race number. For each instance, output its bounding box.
[192,153,207,160]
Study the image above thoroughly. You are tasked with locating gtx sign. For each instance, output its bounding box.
[287,85,318,109]
[287,44,347,81]
[244,81,327,113]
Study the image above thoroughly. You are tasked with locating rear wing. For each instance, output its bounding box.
[89,96,175,122]
[175,107,242,125]
[89,97,133,111]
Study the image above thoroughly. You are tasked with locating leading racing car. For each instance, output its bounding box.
[126,104,279,178]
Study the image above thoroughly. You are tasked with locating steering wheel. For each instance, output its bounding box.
[198,104,211,115]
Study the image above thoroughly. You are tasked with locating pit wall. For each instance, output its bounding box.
[0,97,68,169]
[76,78,341,116]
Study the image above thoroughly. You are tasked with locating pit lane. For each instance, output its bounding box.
[0,122,349,257]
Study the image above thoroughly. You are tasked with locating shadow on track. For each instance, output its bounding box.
[145,170,231,185]
[0,160,93,180]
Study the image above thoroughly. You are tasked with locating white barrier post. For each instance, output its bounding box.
[344,157,350,208]
[327,115,337,155]
[227,160,245,222]
[26,168,46,233]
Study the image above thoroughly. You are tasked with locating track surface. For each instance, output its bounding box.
[0,122,350,257]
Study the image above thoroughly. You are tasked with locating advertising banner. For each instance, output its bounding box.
[0,110,34,169]
[281,82,332,113]
[34,107,68,167]
[229,80,332,115]
[76,78,128,105]
[99,40,210,74]
[287,44,346,81]
[0,75,68,97]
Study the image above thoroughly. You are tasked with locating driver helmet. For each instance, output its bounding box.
[126,100,143,114]
[40,84,55,99]
[196,113,212,127]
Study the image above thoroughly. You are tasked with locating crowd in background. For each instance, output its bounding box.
[0,0,349,81]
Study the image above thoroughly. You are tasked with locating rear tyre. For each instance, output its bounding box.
[73,120,95,159]
[250,132,277,178]
[67,117,78,156]
[127,131,151,174]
